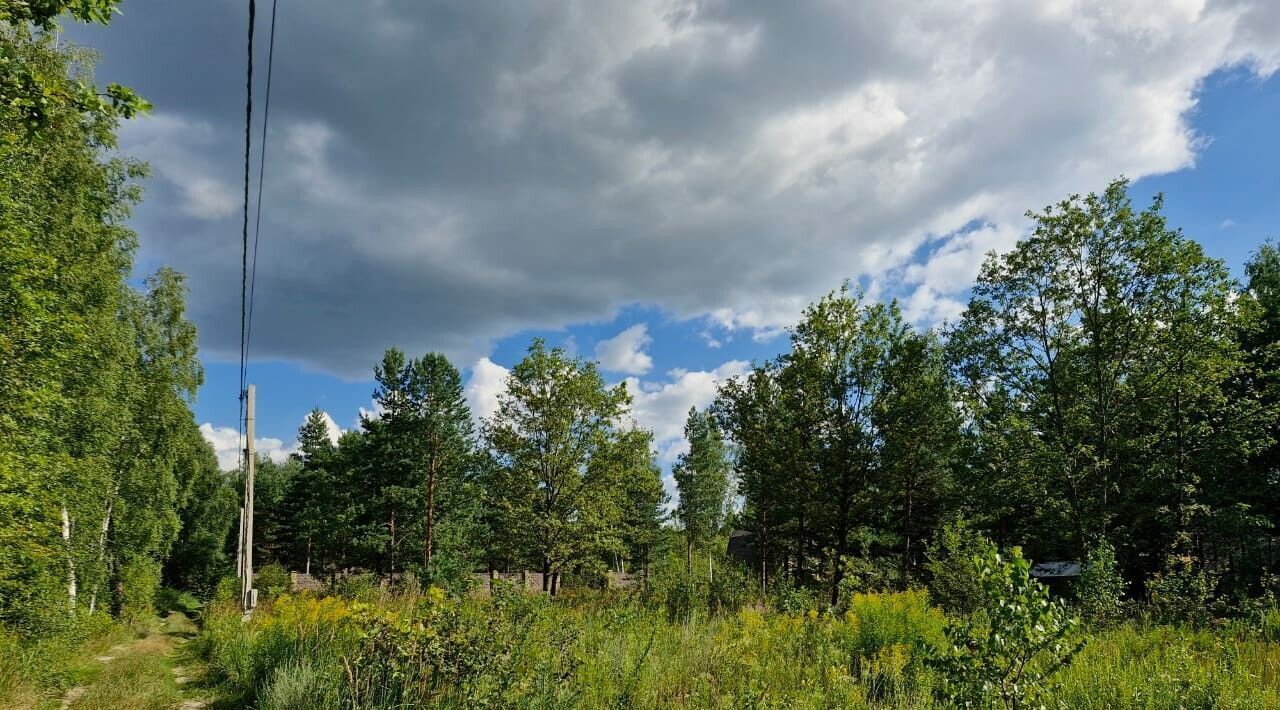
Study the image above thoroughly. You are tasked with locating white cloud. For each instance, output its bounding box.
[200,409,344,470]
[316,410,343,445]
[464,357,510,424]
[624,360,749,450]
[595,324,654,375]
[96,1,1280,373]
[1220,218,1236,229]
[199,423,295,471]
[117,114,238,220]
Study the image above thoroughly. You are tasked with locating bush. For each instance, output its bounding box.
[770,576,820,616]
[844,589,945,661]
[1075,539,1126,626]
[642,550,755,620]
[213,574,240,602]
[1147,556,1219,627]
[925,518,996,615]
[331,572,380,601]
[838,554,899,599]
[256,563,292,600]
[117,557,162,622]
[707,557,756,614]
[1261,605,1280,643]
[259,659,338,709]
[156,587,203,616]
[926,546,1083,709]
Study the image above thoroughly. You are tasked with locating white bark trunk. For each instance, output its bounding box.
[61,505,77,611]
[88,501,112,615]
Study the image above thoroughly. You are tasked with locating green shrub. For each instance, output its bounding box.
[156,586,202,616]
[925,518,996,615]
[926,546,1083,709]
[1147,556,1219,627]
[259,658,338,709]
[331,572,380,600]
[213,574,240,602]
[1075,539,1126,626]
[771,577,820,615]
[257,563,292,600]
[845,589,945,661]
[117,557,162,622]
[838,554,899,599]
[707,557,756,614]
[1258,604,1280,643]
[561,558,612,591]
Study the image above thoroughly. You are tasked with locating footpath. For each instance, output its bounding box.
[52,612,223,710]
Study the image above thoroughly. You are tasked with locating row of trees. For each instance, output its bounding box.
[0,21,232,630]
[250,341,668,594]
[715,181,1280,605]
[250,181,1280,610]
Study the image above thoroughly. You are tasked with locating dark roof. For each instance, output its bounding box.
[1029,561,1081,578]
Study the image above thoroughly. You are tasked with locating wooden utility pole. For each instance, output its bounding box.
[241,384,257,611]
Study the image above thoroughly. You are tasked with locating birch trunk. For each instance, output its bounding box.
[61,505,77,611]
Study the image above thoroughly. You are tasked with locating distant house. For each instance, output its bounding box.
[1029,560,1081,596]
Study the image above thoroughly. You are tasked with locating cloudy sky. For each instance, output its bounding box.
[71,1,1280,490]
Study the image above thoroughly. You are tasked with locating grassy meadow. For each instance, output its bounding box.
[196,581,1280,709]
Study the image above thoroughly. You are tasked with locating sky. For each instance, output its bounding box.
[69,1,1280,499]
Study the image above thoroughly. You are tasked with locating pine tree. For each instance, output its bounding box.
[403,353,477,584]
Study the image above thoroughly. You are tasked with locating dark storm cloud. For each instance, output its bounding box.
[70,0,1280,375]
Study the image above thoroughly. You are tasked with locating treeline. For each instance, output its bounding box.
[717,181,1280,606]
[0,24,230,631]
[249,343,668,593]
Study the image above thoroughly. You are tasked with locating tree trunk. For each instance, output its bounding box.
[388,506,396,583]
[424,456,437,576]
[901,483,915,590]
[89,500,113,615]
[542,556,551,593]
[61,505,76,612]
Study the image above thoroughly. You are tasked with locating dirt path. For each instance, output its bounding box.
[53,612,223,710]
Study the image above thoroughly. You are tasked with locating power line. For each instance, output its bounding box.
[238,0,256,473]
[245,0,278,369]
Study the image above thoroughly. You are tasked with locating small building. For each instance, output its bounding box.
[1029,560,1081,596]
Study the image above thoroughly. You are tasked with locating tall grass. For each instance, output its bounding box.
[199,587,1280,709]
[0,611,132,708]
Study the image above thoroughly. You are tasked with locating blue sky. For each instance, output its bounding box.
[71,2,1280,484]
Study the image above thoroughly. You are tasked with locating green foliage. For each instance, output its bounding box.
[1260,605,1280,643]
[925,519,997,616]
[927,546,1084,709]
[197,586,1280,710]
[484,339,637,593]
[331,573,380,601]
[838,552,900,599]
[1074,539,1126,626]
[1147,556,1220,627]
[257,563,292,600]
[117,558,160,623]
[644,550,756,621]
[0,4,150,129]
[951,179,1264,587]
[770,577,820,616]
[673,407,730,556]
